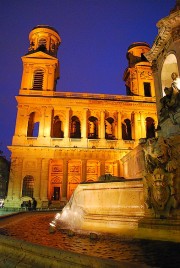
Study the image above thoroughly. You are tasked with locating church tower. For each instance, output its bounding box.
[5,26,62,208]
[123,42,155,97]
[20,25,61,93]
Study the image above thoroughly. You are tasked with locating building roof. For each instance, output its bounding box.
[32,25,59,35]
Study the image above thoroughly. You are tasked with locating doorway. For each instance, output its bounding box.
[53,187,60,200]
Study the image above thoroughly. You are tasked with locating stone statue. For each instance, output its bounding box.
[159,72,180,124]
[142,137,179,218]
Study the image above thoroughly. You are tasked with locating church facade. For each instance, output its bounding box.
[5,25,157,208]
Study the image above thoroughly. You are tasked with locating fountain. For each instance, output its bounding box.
[50,175,145,234]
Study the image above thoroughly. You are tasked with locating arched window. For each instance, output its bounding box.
[38,38,47,52]
[146,117,155,138]
[70,116,81,138]
[22,175,34,198]
[88,116,98,139]
[32,69,44,90]
[105,117,115,140]
[143,82,151,97]
[27,112,40,137]
[38,38,47,48]
[52,116,64,138]
[122,119,132,140]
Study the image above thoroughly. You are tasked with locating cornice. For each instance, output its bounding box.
[145,10,180,62]
[16,95,156,107]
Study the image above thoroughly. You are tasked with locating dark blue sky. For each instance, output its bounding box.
[0,0,175,159]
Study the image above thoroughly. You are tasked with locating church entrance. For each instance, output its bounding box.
[53,187,60,200]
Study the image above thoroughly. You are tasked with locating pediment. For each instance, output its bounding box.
[22,51,56,60]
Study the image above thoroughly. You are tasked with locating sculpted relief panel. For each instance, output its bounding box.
[86,160,100,181]
[68,160,81,183]
[142,136,179,218]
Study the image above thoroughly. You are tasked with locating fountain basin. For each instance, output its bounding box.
[61,179,145,233]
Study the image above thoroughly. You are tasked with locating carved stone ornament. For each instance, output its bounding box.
[142,137,179,218]
[151,60,158,72]
[172,26,180,41]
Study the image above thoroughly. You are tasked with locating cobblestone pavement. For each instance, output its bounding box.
[0,211,180,267]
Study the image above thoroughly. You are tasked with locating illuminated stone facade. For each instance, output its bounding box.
[5,25,157,208]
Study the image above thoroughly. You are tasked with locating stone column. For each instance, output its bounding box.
[47,65,55,90]
[82,109,88,138]
[130,112,134,140]
[62,159,68,200]
[134,112,140,141]
[43,106,53,137]
[13,158,23,199]
[14,105,29,136]
[81,159,87,182]
[100,111,105,139]
[38,107,45,137]
[119,158,124,177]
[34,158,42,200]
[141,113,147,138]
[64,107,70,138]
[39,158,49,202]
[100,161,105,175]
[6,157,23,201]
[117,111,122,140]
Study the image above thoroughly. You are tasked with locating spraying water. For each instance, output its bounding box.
[50,191,85,231]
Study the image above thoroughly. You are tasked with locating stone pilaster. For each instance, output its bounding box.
[62,159,68,200]
[140,113,146,139]
[100,111,105,139]
[14,105,29,137]
[82,108,88,138]
[39,158,49,201]
[117,111,122,140]
[34,158,42,199]
[81,159,87,182]
[64,107,70,138]
[4,157,23,208]
[134,112,141,140]
[13,158,23,199]
[42,106,53,137]
[100,161,105,176]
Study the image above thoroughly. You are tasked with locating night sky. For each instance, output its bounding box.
[0,0,175,160]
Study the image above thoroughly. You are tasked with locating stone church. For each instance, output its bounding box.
[5,25,157,208]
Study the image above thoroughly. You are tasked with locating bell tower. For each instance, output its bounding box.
[20,25,61,93]
[123,42,155,97]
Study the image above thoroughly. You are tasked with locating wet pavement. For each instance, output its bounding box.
[0,211,179,267]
